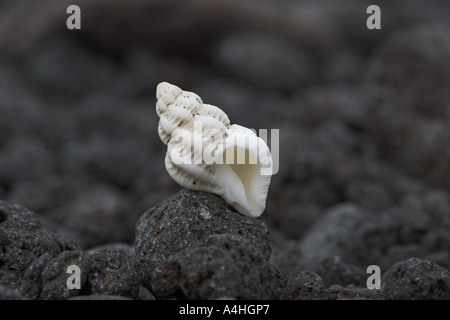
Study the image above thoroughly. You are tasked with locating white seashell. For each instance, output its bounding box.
[155,82,272,218]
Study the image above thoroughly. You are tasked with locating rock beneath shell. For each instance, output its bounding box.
[137,285,156,300]
[151,234,280,299]
[135,189,272,288]
[85,242,135,257]
[269,236,303,276]
[382,258,450,300]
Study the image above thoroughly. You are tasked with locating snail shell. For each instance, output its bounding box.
[156,82,272,218]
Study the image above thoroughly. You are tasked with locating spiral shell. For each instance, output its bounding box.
[156,82,272,218]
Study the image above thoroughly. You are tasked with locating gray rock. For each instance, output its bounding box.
[404,191,450,247]
[40,250,90,300]
[35,215,83,252]
[137,285,156,300]
[381,190,450,268]
[328,284,384,300]
[20,253,53,299]
[0,284,23,300]
[276,270,329,300]
[316,256,367,287]
[269,237,303,276]
[151,234,280,300]
[295,192,450,281]
[0,271,16,291]
[135,189,272,288]
[85,243,135,257]
[382,258,450,300]
[0,201,62,289]
[88,248,139,299]
[271,121,408,236]
[48,228,81,253]
[299,203,398,272]
[214,32,315,91]
[283,126,412,211]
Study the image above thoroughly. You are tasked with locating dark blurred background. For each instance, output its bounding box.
[1,0,449,278]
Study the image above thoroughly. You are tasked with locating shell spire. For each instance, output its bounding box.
[155,82,272,218]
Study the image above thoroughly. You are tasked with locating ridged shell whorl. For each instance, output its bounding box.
[155,82,272,218]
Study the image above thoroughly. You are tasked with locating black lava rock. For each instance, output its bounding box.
[88,248,139,299]
[20,253,53,299]
[269,231,303,276]
[85,242,135,257]
[382,258,450,300]
[151,234,280,300]
[276,270,329,300]
[135,189,272,288]
[316,256,367,287]
[299,203,398,272]
[0,201,62,289]
[40,250,90,300]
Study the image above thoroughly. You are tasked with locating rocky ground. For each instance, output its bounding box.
[1,0,450,300]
